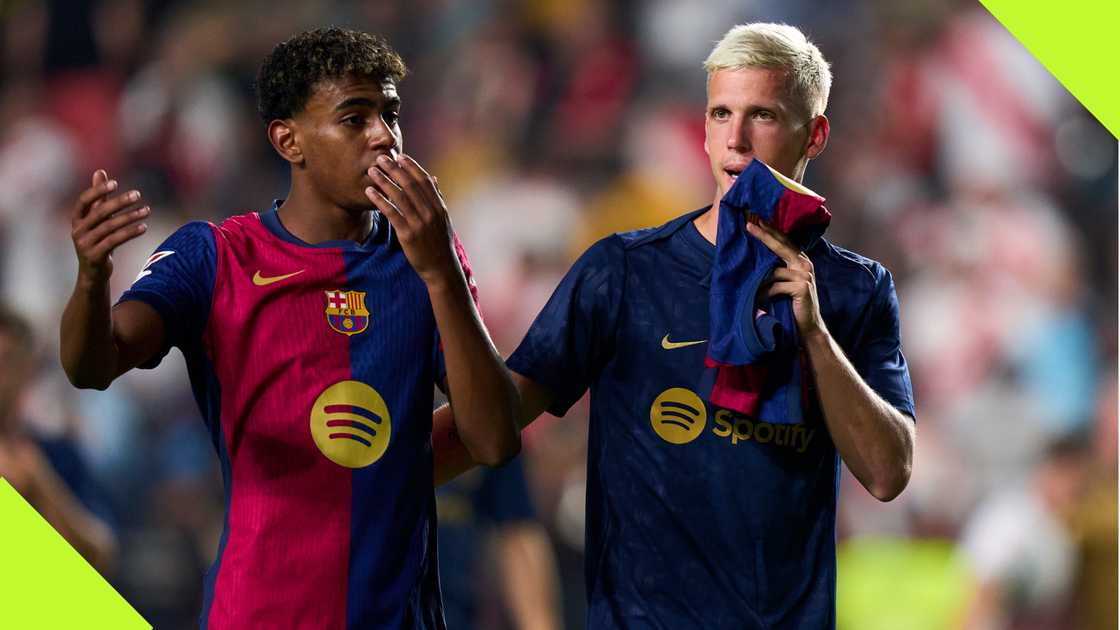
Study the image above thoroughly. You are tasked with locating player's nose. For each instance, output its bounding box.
[367,119,398,152]
[726,115,751,152]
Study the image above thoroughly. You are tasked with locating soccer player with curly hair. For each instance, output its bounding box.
[60,27,519,629]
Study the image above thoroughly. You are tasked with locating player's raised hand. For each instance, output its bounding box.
[364,153,461,288]
[747,218,828,340]
[70,170,150,285]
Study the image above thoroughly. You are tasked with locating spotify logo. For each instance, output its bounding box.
[310,380,392,468]
[649,388,707,444]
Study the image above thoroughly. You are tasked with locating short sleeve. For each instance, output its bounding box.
[852,267,916,419]
[433,231,480,390]
[507,236,625,416]
[117,221,217,367]
[475,458,536,525]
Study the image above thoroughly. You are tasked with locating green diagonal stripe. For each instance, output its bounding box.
[0,479,149,629]
[979,0,1120,138]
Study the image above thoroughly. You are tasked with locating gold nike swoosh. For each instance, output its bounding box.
[661,334,707,350]
[252,269,306,286]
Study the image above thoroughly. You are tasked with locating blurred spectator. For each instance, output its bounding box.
[0,304,117,574]
[1069,375,1118,630]
[958,435,1093,630]
[437,458,561,630]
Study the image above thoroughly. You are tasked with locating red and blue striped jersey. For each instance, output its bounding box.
[121,205,453,629]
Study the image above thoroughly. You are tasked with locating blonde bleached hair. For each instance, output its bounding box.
[703,23,832,119]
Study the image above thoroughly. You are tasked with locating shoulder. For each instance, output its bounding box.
[211,211,264,243]
[561,234,627,293]
[563,209,707,288]
[133,220,218,277]
[160,220,218,246]
[812,239,896,299]
[569,209,694,276]
[614,208,707,251]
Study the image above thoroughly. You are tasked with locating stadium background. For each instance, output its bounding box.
[0,0,1115,628]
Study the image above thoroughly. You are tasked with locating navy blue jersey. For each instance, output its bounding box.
[508,209,915,629]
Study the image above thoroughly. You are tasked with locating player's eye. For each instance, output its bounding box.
[752,110,776,121]
[342,115,366,126]
[709,108,730,121]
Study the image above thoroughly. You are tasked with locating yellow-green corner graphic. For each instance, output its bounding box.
[0,479,149,629]
[979,0,1120,139]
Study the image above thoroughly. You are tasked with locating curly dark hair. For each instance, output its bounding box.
[255,27,408,123]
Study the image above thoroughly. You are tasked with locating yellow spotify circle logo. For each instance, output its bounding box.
[310,380,392,468]
[650,388,707,444]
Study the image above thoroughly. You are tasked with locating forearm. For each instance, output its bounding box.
[499,524,562,630]
[428,275,520,466]
[60,276,120,390]
[803,329,914,501]
[32,472,117,574]
[434,373,554,485]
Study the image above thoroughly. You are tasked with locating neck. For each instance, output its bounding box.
[276,184,373,245]
[693,201,719,245]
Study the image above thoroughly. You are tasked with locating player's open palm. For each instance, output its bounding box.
[70,170,150,285]
[363,154,461,288]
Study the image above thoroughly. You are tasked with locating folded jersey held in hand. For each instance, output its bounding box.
[702,159,830,423]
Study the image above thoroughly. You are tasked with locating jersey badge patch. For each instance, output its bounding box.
[132,251,175,284]
[324,290,369,336]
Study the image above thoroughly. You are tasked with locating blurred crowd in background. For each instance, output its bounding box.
[0,0,1115,629]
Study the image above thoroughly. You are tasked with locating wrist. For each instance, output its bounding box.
[420,263,464,295]
[801,324,832,351]
[76,268,110,293]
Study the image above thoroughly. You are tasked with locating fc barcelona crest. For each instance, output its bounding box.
[324,290,370,336]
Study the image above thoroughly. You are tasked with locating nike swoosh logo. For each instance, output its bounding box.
[252,269,306,286]
[661,334,707,350]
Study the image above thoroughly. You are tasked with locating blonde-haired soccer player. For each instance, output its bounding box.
[436,22,915,629]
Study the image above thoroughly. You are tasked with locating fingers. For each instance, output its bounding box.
[71,180,150,267]
[371,153,432,221]
[73,175,119,221]
[765,281,804,300]
[87,220,148,261]
[761,267,814,298]
[369,153,440,222]
[395,154,443,208]
[746,220,815,273]
[82,204,150,248]
[364,183,410,235]
[367,164,414,238]
[75,189,144,235]
[766,267,811,283]
[746,220,799,266]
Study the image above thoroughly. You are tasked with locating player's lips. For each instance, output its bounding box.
[723,160,748,180]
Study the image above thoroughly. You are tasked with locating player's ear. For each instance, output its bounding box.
[804,114,829,160]
[268,119,304,165]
